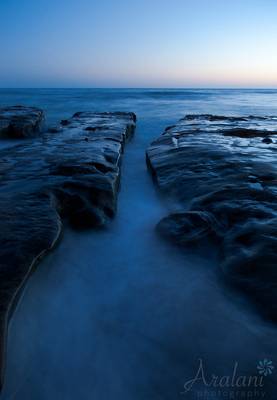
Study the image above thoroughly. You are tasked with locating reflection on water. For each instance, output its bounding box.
[0,89,276,399]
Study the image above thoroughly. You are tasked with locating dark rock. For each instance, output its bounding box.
[0,193,62,389]
[221,218,277,320]
[157,211,222,246]
[183,114,247,122]
[183,114,272,122]
[262,137,273,144]
[0,110,136,389]
[84,126,107,131]
[60,119,70,126]
[147,114,277,321]
[0,105,44,138]
[222,128,277,138]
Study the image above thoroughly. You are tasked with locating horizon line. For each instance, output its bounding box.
[1,87,277,90]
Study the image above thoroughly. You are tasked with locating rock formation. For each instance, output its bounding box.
[147,114,277,321]
[0,105,44,138]
[0,109,136,388]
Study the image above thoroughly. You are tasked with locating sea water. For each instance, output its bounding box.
[0,89,276,399]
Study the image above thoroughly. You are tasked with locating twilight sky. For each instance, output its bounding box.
[1,0,277,88]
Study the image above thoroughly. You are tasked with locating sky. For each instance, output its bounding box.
[0,0,277,88]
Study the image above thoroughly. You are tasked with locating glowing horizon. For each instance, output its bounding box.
[1,0,277,88]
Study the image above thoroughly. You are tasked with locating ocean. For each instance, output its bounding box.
[0,89,276,399]
[1,88,277,126]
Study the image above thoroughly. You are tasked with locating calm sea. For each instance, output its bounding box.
[1,88,277,127]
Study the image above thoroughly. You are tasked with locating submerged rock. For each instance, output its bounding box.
[157,211,222,246]
[0,110,136,389]
[0,105,44,138]
[147,114,277,321]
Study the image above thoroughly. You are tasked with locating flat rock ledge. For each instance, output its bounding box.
[0,105,44,138]
[146,114,277,321]
[0,110,136,389]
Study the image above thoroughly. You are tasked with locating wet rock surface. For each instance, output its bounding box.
[0,106,44,138]
[0,110,136,387]
[147,114,277,320]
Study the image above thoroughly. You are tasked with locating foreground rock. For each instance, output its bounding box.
[147,114,277,320]
[0,111,136,388]
[0,105,44,138]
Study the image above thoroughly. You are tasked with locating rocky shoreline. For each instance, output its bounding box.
[0,105,45,138]
[1,106,276,392]
[147,114,277,321]
[0,107,136,389]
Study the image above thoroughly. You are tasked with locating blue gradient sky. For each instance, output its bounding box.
[1,0,277,88]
